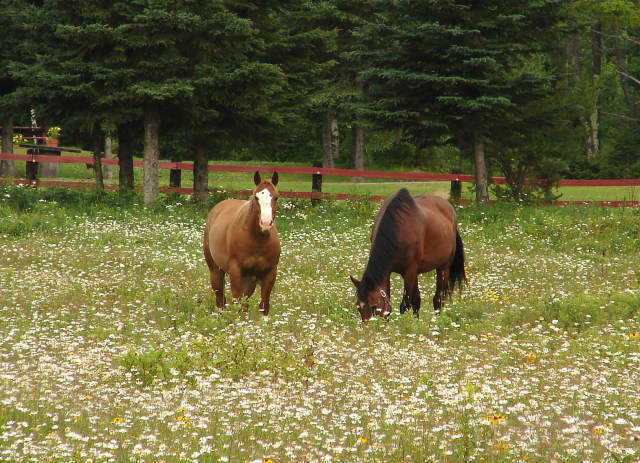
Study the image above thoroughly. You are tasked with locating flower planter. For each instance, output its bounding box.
[46,138,59,147]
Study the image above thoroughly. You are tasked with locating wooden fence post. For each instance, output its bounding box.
[312,161,322,205]
[169,157,181,188]
[25,149,38,181]
[450,168,462,201]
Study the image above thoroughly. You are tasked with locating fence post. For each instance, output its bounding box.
[169,167,181,188]
[312,161,322,205]
[26,149,38,180]
[450,168,462,201]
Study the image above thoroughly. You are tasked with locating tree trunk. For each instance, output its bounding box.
[93,150,104,190]
[103,135,114,180]
[0,119,17,177]
[117,126,134,191]
[351,124,364,182]
[613,26,633,112]
[473,132,489,204]
[586,22,602,159]
[331,116,340,160]
[143,110,160,206]
[322,111,335,168]
[193,146,208,202]
[566,34,580,83]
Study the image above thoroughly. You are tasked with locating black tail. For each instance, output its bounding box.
[447,230,467,296]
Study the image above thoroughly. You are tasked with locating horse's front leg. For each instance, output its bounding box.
[402,269,421,317]
[228,263,255,312]
[204,243,226,309]
[399,288,410,314]
[259,266,278,316]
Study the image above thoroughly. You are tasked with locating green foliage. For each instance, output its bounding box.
[356,0,564,142]
[119,329,318,387]
[119,348,171,387]
[5,0,640,185]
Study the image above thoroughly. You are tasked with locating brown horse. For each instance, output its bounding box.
[350,188,466,321]
[203,171,281,315]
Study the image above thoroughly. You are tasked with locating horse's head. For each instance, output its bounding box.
[350,275,392,322]
[253,171,279,233]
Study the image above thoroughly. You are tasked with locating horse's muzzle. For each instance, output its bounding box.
[259,220,274,232]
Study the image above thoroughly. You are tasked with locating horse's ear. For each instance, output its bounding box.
[350,275,360,288]
[254,171,261,186]
[271,171,279,187]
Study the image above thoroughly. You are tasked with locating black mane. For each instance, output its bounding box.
[358,188,415,299]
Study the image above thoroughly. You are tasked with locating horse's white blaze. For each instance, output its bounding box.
[256,189,273,230]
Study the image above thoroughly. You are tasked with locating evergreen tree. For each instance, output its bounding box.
[0,0,37,176]
[357,0,563,202]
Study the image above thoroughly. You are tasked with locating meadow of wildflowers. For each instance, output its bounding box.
[0,186,638,462]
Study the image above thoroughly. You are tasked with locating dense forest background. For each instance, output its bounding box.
[1,0,639,204]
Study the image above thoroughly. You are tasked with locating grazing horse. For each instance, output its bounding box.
[203,171,281,315]
[350,188,466,322]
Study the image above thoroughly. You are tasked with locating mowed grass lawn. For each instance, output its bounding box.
[0,184,639,462]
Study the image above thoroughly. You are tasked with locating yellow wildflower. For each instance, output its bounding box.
[485,413,506,424]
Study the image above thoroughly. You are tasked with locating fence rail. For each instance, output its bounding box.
[1,152,639,206]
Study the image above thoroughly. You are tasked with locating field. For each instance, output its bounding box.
[0,184,639,462]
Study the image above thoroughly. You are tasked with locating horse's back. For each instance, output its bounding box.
[413,194,457,225]
[205,199,247,270]
[410,194,458,269]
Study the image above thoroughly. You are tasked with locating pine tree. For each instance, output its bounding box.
[357,0,563,202]
[0,0,37,176]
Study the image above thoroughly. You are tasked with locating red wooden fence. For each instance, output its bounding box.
[1,152,639,206]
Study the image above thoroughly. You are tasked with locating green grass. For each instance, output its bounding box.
[0,184,639,462]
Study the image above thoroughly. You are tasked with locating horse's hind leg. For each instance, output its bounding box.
[204,242,226,308]
[209,264,226,309]
[213,267,226,309]
[409,276,421,318]
[433,268,448,314]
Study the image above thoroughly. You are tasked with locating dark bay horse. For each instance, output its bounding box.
[203,171,281,315]
[350,188,466,321]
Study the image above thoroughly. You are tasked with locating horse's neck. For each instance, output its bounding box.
[364,233,395,286]
[240,197,260,233]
